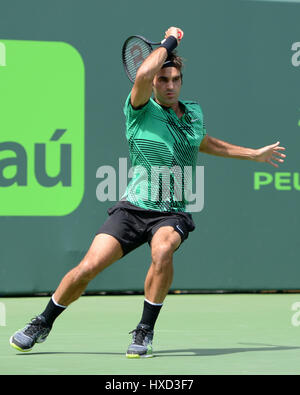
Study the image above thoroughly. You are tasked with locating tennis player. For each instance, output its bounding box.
[10,27,286,358]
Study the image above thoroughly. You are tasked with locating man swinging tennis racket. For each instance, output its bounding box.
[10,26,286,358]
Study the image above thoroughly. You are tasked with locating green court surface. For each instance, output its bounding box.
[1,294,300,375]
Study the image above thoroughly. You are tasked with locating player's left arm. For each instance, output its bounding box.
[199,134,286,168]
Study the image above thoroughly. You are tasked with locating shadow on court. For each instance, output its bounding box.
[16,343,300,357]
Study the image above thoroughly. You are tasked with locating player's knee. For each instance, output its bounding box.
[76,258,99,283]
[151,241,173,268]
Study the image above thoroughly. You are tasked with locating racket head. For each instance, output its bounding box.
[122,35,154,83]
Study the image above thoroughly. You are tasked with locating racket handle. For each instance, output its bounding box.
[161,31,183,45]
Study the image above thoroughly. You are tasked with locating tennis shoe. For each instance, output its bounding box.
[9,315,52,352]
[126,323,154,358]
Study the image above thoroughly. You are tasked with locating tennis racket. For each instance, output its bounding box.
[122,32,183,83]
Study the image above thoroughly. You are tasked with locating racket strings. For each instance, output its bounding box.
[123,37,152,82]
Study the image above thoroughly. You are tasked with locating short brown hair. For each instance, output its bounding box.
[162,51,184,79]
[169,51,184,72]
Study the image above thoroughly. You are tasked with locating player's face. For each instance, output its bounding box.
[152,67,182,107]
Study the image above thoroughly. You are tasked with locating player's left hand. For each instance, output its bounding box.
[254,141,286,168]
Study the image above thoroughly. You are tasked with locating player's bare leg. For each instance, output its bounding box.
[145,226,181,302]
[54,234,123,306]
[10,234,123,352]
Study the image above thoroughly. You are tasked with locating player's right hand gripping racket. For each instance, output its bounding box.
[122,32,182,83]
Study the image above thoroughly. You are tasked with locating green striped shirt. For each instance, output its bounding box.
[122,94,206,212]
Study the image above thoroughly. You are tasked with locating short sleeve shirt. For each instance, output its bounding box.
[122,94,206,212]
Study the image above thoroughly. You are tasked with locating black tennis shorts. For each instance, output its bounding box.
[96,200,195,257]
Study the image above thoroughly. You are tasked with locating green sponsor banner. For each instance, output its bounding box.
[0,40,85,216]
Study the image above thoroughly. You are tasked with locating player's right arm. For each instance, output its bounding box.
[130,27,183,109]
